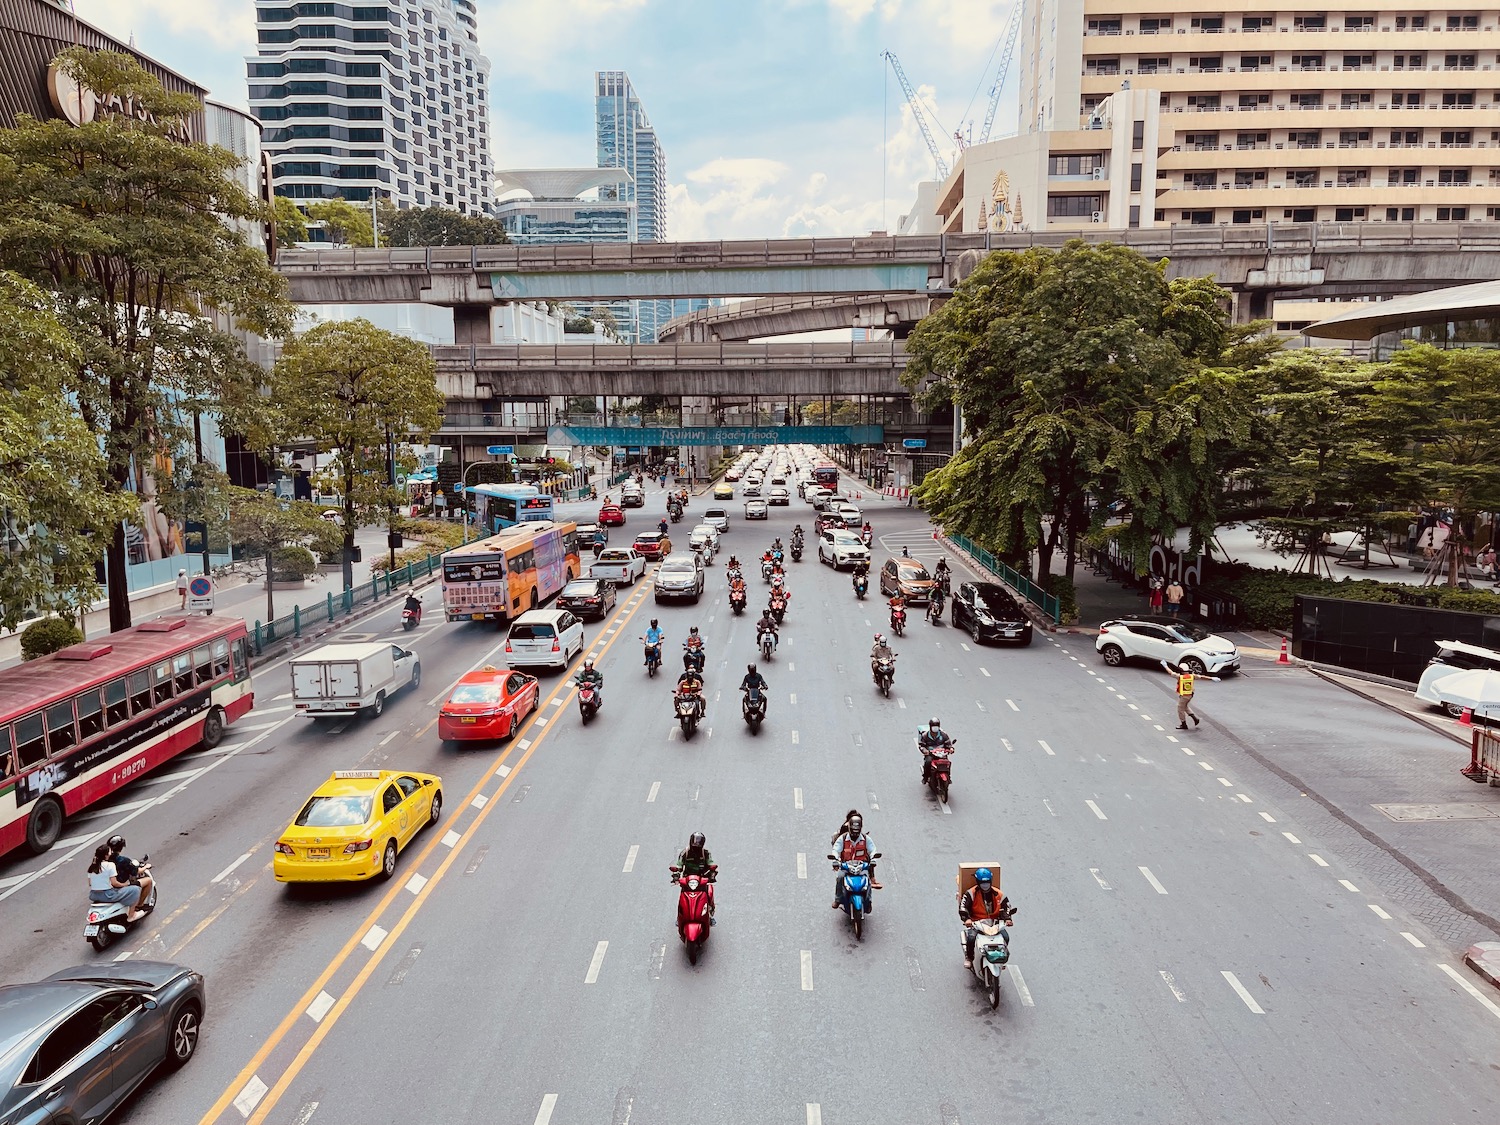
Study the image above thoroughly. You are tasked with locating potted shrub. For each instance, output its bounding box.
[270,545,319,588]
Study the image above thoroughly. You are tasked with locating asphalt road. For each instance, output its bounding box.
[5,478,1500,1125]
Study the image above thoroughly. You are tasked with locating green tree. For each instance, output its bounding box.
[306,197,376,247]
[267,319,442,588]
[0,271,135,628]
[0,48,293,631]
[380,202,510,247]
[227,488,328,624]
[905,241,1251,581]
[272,196,309,248]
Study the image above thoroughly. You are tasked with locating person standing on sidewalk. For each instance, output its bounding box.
[1164,578,1184,617]
[1161,659,1218,728]
[1148,572,1164,614]
[176,569,189,608]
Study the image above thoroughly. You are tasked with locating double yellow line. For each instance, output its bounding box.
[196,586,656,1125]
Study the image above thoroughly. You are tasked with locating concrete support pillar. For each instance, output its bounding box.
[453,305,492,345]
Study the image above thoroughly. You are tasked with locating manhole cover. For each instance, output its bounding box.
[339,633,376,642]
[1373,803,1500,822]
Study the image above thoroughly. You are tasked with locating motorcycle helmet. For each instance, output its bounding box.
[929,717,942,731]
[107,834,126,852]
[747,663,757,675]
[873,633,885,645]
[582,656,595,670]
[650,619,659,628]
[687,832,706,858]
[690,626,700,636]
[974,868,993,886]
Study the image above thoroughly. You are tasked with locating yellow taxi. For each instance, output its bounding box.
[712,483,735,500]
[274,769,443,883]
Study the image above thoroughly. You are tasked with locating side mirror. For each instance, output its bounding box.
[871,852,883,859]
[422,779,432,787]
[825,853,838,861]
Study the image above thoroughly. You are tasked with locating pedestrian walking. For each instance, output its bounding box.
[176,569,189,608]
[1164,578,1184,617]
[1148,572,1164,613]
[1161,659,1216,728]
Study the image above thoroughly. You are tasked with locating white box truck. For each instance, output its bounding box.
[291,642,421,719]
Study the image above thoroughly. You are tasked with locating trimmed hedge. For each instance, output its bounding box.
[271,546,319,581]
[1212,564,1500,630]
[21,617,83,661]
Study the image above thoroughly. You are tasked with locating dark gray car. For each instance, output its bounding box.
[0,961,205,1124]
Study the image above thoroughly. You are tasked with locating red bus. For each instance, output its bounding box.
[813,463,839,490]
[0,616,255,857]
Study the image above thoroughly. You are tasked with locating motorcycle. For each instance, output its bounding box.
[769,596,787,625]
[85,857,157,951]
[759,629,776,662]
[771,550,784,568]
[873,653,897,698]
[928,593,945,626]
[644,642,662,678]
[827,852,881,942]
[853,574,868,600]
[675,691,701,738]
[790,542,803,562]
[890,606,907,637]
[761,559,774,582]
[729,589,747,616]
[401,600,422,631]
[683,643,706,675]
[742,685,767,733]
[726,566,743,584]
[575,679,601,723]
[922,738,956,803]
[965,909,1017,1009]
[860,528,873,547]
[669,507,683,524]
[671,864,716,964]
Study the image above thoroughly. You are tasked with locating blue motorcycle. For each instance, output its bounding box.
[827,852,881,941]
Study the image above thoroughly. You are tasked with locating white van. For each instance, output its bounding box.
[505,608,585,671]
[1414,639,1500,714]
[292,642,420,719]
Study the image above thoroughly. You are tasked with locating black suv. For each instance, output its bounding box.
[951,581,1033,645]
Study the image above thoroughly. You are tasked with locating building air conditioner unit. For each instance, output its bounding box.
[1091,211,1106,223]
[1093,167,1107,179]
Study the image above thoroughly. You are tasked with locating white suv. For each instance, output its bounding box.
[818,529,869,570]
[1095,617,1240,676]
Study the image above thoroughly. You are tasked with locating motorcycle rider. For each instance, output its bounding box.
[640,619,665,667]
[683,625,706,669]
[791,524,805,546]
[959,868,1015,969]
[870,632,895,681]
[403,591,422,622]
[852,558,870,592]
[919,716,954,784]
[830,810,881,908]
[675,659,706,719]
[740,663,769,717]
[933,556,952,594]
[573,656,604,708]
[888,590,907,628]
[658,517,670,536]
[755,608,779,652]
[87,843,143,922]
[726,554,741,572]
[106,835,153,906]
[672,831,717,919]
[929,582,946,621]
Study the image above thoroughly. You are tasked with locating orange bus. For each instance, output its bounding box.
[441,520,582,623]
[1,616,255,856]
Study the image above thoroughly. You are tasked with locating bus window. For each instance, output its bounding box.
[194,644,214,685]
[14,714,45,770]
[174,652,194,693]
[105,679,130,726]
[128,669,152,714]
[46,701,76,754]
[152,661,174,705]
[76,689,105,739]
[0,726,12,780]
[212,638,231,678]
[231,636,249,681]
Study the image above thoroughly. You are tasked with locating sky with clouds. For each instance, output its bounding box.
[71,0,1020,240]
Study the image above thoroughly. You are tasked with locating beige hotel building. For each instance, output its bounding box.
[919,2,1500,234]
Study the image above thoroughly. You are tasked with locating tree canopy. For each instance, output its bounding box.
[272,196,309,248]
[267,318,442,588]
[305,197,375,247]
[0,48,294,629]
[378,202,510,247]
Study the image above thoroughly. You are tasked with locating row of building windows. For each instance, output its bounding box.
[1166,205,1479,224]
[257,103,386,121]
[1090,51,1496,71]
[250,59,385,78]
[1156,91,1489,108]
[1178,167,1489,185]
[264,124,386,143]
[256,4,395,22]
[1086,13,1484,34]
[258,25,389,43]
[250,82,386,99]
[1178,127,1496,148]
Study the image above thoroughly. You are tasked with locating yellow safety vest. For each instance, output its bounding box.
[1177,673,1195,697]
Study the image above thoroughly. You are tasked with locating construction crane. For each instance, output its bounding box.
[978,4,1025,144]
[882,50,950,181]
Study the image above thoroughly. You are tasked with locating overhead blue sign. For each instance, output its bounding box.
[486,445,513,455]
[550,425,884,448]
[902,438,928,449]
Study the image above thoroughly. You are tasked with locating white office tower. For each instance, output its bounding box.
[248,0,494,213]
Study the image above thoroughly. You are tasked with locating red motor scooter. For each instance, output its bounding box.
[670,863,716,964]
[401,597,422,631]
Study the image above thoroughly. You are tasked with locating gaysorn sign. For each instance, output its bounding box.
[46,56,192,141]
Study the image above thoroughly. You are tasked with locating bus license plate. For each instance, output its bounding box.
[85,924,99,937]
[471,613,485,621]
[308,848,330,859]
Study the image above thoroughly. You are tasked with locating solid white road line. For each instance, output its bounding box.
[1009,965,1035,1006]
[1139,866,1169,895]
[533,1093,559,1125]
[1339,879,1360,892]
[305,990,336,1023]
[1309,854,1330,867]
[1369,904,1392,919]
[584,941,609,984]
[379,731,401,746]
[1159,970,1187,1002]
[1282,831,1301,844]
[801,949,814,990]
[806,1105,823,1125]
[1221,971,1265,1013]
[623,844,639,873]
[797,853,807,879]
[1437,962,1500,1020]
[1086,799,1108,820]
[1402,932,1426,948]
[647,781,661,803]
[794,787,804,810]
[1038,740,1055,756]
[211,851,254,884]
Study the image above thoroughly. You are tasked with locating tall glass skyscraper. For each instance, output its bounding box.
[595,70,666,242]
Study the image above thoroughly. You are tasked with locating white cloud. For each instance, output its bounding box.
[74,0,255,53]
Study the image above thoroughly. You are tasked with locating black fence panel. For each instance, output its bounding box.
[1293,595,1500,683]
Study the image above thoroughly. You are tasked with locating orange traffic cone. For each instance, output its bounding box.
[1278,637,1290,665]
[1461,707,1475,726]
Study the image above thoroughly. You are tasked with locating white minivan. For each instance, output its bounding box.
[1414,639,1500,715]
[505,609,585,671]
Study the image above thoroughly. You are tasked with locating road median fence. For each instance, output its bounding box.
[250,551,442,655]
[943,533,1062,625]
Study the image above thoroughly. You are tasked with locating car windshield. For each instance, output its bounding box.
[833,532,861,545]
[449,682,502,704]
[899,563,932,580]
[561,581,598,596]
[1165,623,1206,643]
[509,623,555,640]
[635,535,662,545]
[296,795,373,827]
[706,509,726,517]
[662,560,695,573]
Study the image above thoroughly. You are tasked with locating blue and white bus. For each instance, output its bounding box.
[472,483,555,532]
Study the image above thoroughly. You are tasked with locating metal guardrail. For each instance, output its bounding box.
[945,533,1062,624]
[250,552,442,654]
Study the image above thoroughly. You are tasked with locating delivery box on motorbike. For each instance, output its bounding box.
[956,862,1002,901]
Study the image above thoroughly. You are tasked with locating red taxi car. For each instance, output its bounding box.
[437,665,539,742]
[599,504,627,527]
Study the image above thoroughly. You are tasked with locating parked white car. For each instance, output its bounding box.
[1095,617,1241,676]
[1414,640,1500,716]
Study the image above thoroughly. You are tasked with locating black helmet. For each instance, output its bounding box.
[690,626,700,635]
[687,832,705,856]
[929,717,941,729]
[650,618,659,627]
[107,834,126,852]
[747,663,757,675]
[684,654,695,668]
